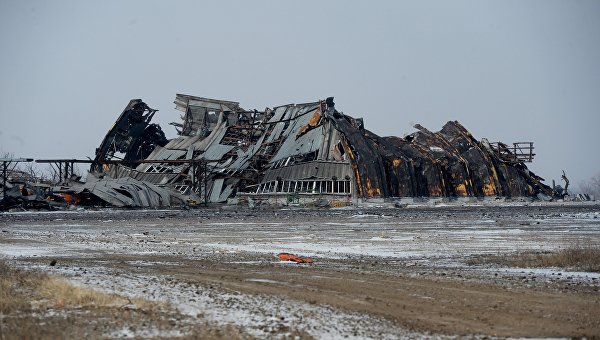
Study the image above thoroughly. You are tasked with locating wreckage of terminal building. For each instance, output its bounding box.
[74,94,553,207]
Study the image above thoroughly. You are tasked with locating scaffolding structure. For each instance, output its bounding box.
[489,142,535,163]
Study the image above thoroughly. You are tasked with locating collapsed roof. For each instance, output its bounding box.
[92,94,553,205]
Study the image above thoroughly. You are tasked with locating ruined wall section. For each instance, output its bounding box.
[438,122,501,197]
[377,135,443,197]
[332,115,553,199]
[328,115,389,198]
[254,102,355,197]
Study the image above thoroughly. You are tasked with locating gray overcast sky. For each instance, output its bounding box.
[1,0,599,187]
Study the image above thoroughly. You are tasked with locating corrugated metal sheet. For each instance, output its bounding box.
[185,145,194,159]
[130,172,178,184]
[268,106,288,123]
[209,178,225,202]
[81,176,170,207]
[265,121,286,144]
[139,147,185,162]
[263,161,352,182]
[161,137,192,150]
[202,144,235,162]
[134,148,186,172]
[139,145,166,162]
[163,135,203,150]
[107,164,132,179]
[282,106,315,136]
[228,132,267,170]
[270,124,325,163]
[105,164,179,184]
[218,184,235,202]
[175,94,240,113]
[191,121,228,152]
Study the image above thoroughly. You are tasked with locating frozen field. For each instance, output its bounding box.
[1,202,600,338]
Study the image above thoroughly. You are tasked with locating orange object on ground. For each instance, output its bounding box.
[277,252,313,264]
[55,193,80,205]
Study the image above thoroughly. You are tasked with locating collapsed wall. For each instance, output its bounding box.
[93,94,552,205]
[337,119,551,198]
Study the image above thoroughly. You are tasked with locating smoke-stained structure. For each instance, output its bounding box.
[92,94,552,205]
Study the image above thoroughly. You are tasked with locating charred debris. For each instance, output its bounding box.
[1,94,582,210]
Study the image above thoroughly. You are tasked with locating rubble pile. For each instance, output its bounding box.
[2,94,583,210]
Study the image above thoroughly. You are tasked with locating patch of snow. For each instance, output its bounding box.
[106,327,186,339]
[245,278,282,284]
[497,267,600,280]
[0,245,58,257]
[42,264,434,339]
[350,214,380,218]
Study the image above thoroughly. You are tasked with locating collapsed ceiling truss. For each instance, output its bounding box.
[90,94,553,205]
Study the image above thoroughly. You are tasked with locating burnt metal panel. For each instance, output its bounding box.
[92,100,167,172]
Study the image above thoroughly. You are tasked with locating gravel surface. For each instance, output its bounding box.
[1,202,599,338]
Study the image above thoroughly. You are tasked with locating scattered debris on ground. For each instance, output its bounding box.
[277,252,314,264]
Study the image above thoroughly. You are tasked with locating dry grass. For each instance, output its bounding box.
[0,260,154,313]
[0,261,44,313]
[0,261,249,339]
[467,242,600,272]
[35,276,156,310]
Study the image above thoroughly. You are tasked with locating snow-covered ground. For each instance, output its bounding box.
[3,207,598,263]
[1,204,599,338]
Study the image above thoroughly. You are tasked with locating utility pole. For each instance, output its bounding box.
[2,160,6,211]
[203,160,208,206]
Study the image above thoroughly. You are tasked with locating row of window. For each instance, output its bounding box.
[146,165,172,174]
[254,180,351,194]
[271,150,320,169]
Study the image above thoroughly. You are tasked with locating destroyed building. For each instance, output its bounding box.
[72,94,554,207]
